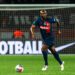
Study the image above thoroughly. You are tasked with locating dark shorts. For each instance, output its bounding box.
[44,37,55,47]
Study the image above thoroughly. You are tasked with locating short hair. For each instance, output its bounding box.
[40,9,47,14]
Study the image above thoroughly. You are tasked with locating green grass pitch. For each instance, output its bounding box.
[0,55,75,75]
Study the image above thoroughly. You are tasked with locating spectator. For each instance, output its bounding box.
[12,30,25,40]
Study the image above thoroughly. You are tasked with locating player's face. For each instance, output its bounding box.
[40,12,47,19]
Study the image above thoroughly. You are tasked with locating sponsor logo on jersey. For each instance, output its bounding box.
[40,26,49,29]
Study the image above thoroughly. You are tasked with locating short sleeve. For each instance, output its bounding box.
[51,18,56,23]
[32,18,39,26]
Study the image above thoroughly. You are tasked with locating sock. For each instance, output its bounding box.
[42,51,48,65]
[52,51,62,65]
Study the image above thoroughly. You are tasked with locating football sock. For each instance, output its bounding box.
[52,51,62,65]
[42,51,48,65]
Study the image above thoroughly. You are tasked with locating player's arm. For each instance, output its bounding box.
[56,19,61,35]
[30,25,36,40]
[30,18,39,40]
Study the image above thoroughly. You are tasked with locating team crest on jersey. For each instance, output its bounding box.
[44,22,46,26]
[44,21,50,26]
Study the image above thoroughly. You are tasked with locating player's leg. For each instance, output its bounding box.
[49,46,62,65]
[42,44,49,66]
[49,46,64,71]
[41,44,49,71]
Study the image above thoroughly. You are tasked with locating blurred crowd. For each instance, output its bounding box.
[0,0,74,4]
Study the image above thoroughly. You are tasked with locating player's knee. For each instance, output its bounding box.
[41,47,47,52]
[49,46,56,53]
[51,49,56,53]
[41,47,46,52]
[41,44,49,52]
[51,46,55,50]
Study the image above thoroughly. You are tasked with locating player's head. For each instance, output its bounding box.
[40,9,47,19]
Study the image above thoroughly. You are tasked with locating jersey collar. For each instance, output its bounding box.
[40,17,47,21]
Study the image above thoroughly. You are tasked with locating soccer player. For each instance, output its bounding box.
[30,10,64,71]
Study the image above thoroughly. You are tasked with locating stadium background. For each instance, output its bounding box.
[0,4,75,75]
[0,4,75,55]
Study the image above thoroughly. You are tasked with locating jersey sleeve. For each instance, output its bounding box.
[32,18,39,26]
[51,18,56,23]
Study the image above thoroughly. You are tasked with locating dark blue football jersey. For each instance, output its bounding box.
[32,17,56,41]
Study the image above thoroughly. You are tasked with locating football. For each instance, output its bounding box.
[15,64,24,72]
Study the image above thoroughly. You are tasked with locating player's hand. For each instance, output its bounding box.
[32,34,36,40]
[57,30,61,35]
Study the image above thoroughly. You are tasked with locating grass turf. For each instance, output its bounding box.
[0,55,75,75]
